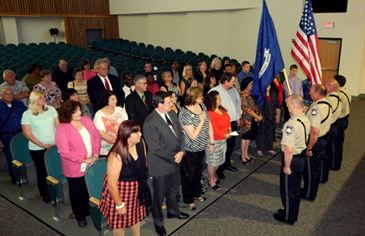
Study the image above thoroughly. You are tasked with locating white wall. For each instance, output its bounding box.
[16,17,66,44]
[110,0,258,15]
[2,17,19,44]
[117,0,365,96]
[0,17,7,45]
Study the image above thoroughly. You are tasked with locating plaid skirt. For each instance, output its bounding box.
[98,174,146,228]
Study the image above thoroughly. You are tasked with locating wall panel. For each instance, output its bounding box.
[67,17,118,48]
[0,0,110,15]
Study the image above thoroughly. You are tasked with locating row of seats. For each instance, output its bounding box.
[10,132,108,233]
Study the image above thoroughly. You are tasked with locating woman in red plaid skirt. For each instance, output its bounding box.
[99,120,148,236]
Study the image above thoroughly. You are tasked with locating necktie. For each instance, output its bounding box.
[165,114,176,137]
[104,78,110,91]
[141,94,148,109]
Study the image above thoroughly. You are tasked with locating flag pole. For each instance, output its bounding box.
[282,68,292,96]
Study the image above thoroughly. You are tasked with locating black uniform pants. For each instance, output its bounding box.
[280,154,304,223]
[180,150,205,204]
[333,117,349,170]
[217,121,237,174]
[67,176,90,221]
[321,123,337,182]
[29,149,49,198]
[302,138,326,200]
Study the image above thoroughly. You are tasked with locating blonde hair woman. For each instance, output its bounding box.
[21,91,59,204]
[210,58,223,81]
[180,65,193,97]
[160,71,180,96]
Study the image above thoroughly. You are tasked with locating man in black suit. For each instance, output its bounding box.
[87,59,125,113]
[125,75,153,125]
[52,59,74,91]
[143,91,189,236]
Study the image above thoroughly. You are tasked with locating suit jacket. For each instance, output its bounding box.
[143,110,185,176]
[87,74,125,114]
[55,116,101,178]
[125,90,153,125]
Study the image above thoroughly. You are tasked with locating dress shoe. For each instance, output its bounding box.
[217,172,225,180]
[42,195,51,204]
[273,213,294,225]
[167,212,189,220]
[77,220,87,228]
[154,224,167,236]
[301,195,315,202]
[68,213,76,219]
[277,209,298,221]
[226,166,238,172]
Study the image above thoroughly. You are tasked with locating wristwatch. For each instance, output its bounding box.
[306,148,312,151]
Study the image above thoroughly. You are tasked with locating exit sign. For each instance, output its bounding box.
[325,22,334,28]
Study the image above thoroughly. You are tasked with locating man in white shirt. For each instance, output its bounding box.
[209,72,241,180]
[122,73,135,98]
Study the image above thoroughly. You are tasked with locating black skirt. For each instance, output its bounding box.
[241,120,258,140]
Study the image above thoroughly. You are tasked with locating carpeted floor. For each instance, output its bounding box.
[0,98,364,236]
[172,98,365,236]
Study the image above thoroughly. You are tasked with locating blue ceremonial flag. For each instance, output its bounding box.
[251,0,284,110]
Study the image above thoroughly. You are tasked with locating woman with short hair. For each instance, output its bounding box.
[55,100,100,228]
[179,87,214,210]
[160,71,180,96]
[21,91,59,204]
[67,69,89,104]
[33,70,62,108]
[81,60,96,81]
[93,91,128,156]
[22,63,43,91]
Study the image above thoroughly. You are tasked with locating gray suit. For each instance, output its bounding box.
[143,109,185,226]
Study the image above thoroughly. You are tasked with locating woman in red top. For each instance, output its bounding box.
[203,91,231,191]
[270,73,284,145]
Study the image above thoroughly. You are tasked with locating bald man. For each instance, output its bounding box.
[103,58,118,78]
[52,59,74,90]
[302,84,332,201]
[274,95,310,224]
[322,79,342,182]
[0,87,27,184]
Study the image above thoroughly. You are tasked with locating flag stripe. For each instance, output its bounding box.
[291,0,322,85]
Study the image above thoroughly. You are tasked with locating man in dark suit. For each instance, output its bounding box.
[87,59,125,114]
[143,91,189,236]
[125,75,153,125]
[52,59,74,91]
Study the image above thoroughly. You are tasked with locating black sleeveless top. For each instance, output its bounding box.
[118,141,147,182]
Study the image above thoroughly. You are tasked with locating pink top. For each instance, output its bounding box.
[55,116,101,177]
[147,83,160,95]
[83,69,96,81]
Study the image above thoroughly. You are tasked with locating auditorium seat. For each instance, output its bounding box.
[44,145,70,221]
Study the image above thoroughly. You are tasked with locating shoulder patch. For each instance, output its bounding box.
[311,109,318,117]
[285,126,294,135]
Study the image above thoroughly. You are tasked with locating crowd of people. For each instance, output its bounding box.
[0,55,351,235]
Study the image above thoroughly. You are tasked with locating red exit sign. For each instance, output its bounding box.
[325,22,334,28]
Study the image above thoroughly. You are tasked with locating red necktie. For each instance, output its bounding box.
[104,78,110,91]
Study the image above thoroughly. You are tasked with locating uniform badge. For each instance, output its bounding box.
[285,126,294,135]
[311,109,318,117]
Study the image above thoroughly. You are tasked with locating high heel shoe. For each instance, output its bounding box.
[189,204,196,210]
[242,160,250,166]
[246,157,254,162]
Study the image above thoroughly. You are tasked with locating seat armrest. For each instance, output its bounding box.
[12,160,23,167]
[89,197,100,206]
[46,176,60,185]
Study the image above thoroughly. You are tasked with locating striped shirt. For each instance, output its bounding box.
[67,80,89,101]
[179,103,210,152]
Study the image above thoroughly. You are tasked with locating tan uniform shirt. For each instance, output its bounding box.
[281,113,311,155]
[338,87,351,118]
[326,91,342,123]
[305,97,332,137]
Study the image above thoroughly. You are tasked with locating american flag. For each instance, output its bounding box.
[291,0,322,85]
